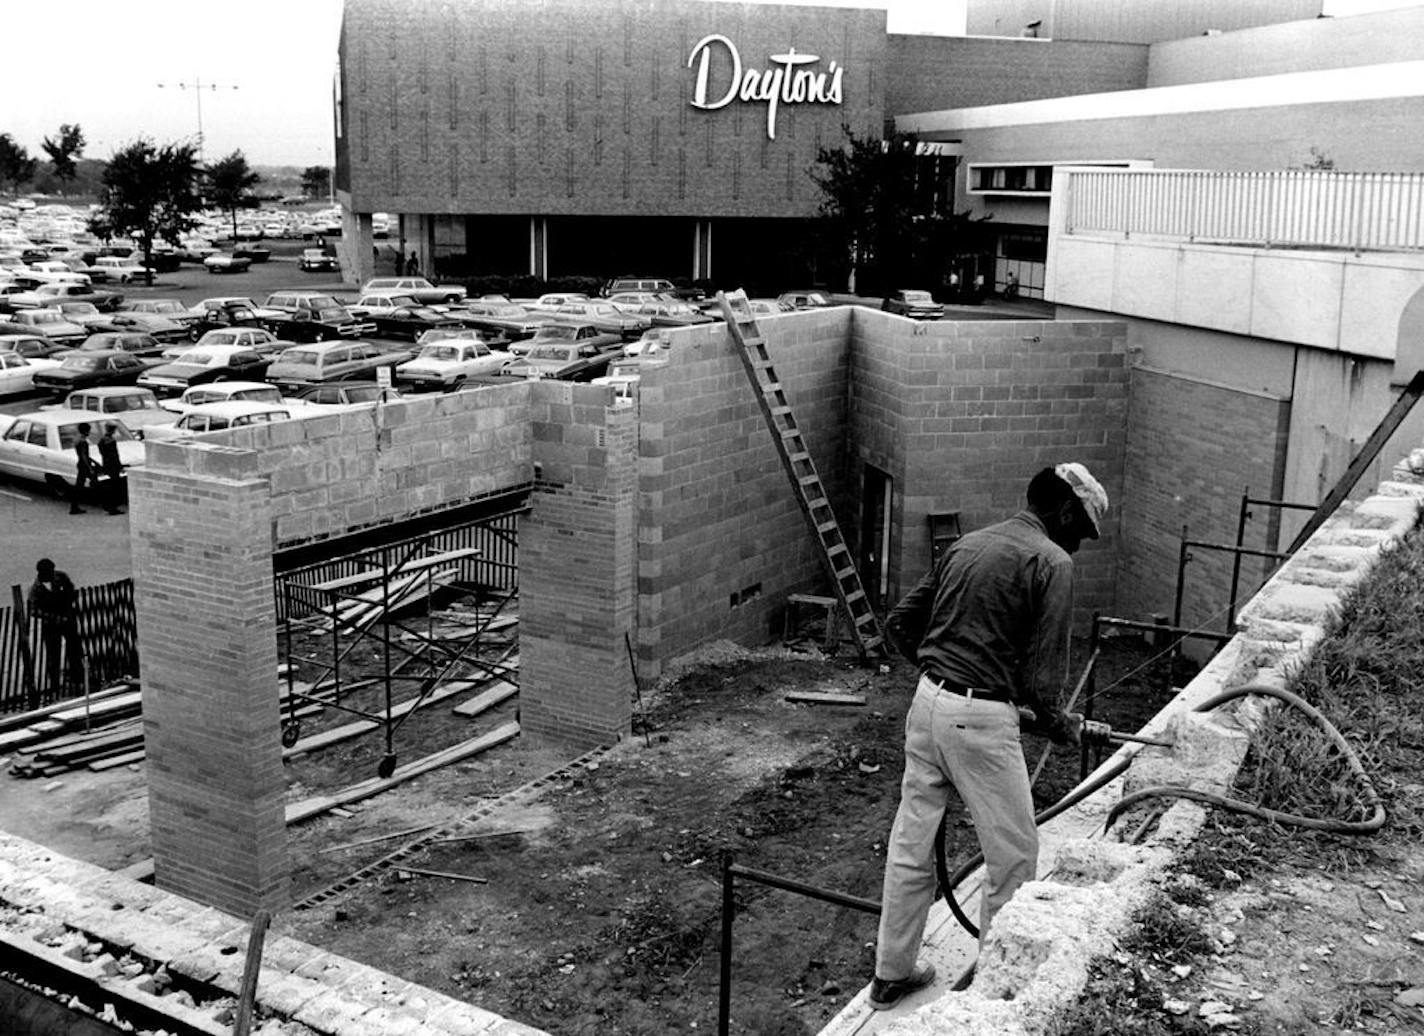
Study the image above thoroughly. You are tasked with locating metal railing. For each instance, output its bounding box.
[1064,168,1424,253]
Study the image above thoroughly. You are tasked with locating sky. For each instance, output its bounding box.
[3,0,966,170]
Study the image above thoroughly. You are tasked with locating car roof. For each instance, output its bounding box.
[175,344,252,359]
[182,401,288,417]
[180,380,273,396]
[66,386,156,397]
[10,408,97,425]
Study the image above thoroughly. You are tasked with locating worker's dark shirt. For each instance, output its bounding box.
[886,510,1073,715]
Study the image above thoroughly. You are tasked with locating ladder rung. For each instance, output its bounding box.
[799,475,820,486]
[769,405,792,417]
[806,497,829,511]
[816,520,839,534]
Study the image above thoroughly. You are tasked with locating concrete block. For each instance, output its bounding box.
[1123,711,1251,799]
[426,1000,519,1034]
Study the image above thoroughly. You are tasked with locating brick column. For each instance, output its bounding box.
[130,444,287,914]
[521,383,638,747]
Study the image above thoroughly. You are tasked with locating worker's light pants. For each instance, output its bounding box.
[875,675,1037,980]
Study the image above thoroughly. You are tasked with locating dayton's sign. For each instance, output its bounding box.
[687,34,844,141]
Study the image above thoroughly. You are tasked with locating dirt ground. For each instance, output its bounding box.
[0,616,1186,1036]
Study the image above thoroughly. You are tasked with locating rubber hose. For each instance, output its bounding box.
[935,678,1386,937]
[1104,680,1385,836]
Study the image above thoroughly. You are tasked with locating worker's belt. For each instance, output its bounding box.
[921,671,1014,704]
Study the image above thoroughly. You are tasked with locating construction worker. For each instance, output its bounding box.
[868,463,1108,1009]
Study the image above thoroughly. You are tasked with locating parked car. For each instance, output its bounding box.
[600,276,677,298]
[529,292,592,311]
[451,301,551,340]
[171,327,292,359]
[395,340,508,391]
[120,298,200,327]
[633,300,718,328]
[265,340,413,392]
[346,292,420,317]
[547,301,650,338]
[414,326,509,349]
[509,321,622,358]
[0,408,145,485]
[166,380,295,415]
[136,344,274,397]
[31,349,159,396]
[367,304,466,341]
[178,237,219,262]
[90,311,189,344]
[204,253,253,274]
[189,296,283,324]
[0,332,70,361]
[777,290,834,311]
[298,249,338,273]
[59,386,178,432]
[360,276,467,305]
[262,291,376,342]
[4,281,124,312]
[2,308,88,347]
[0,349,62,395]
[747,298,796,316]
[882,289,944,320]
[497,340,621,382]
[53,301,115,331]
[74,332,166,359]
[288,383,403,406]
[90,255,152,284]
[144,401,293,441]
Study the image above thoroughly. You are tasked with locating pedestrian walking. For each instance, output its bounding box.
[97,421,125,515]
[70,422,97,514]
[27,558,83,696]
[406,251,420,276]
[867,463,1108,1009]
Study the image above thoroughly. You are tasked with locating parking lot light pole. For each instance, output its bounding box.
[156,78,241,162]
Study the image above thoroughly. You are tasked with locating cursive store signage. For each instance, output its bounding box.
[687,33,844,141]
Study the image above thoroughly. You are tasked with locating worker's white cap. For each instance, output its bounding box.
[1055,462,1108,539]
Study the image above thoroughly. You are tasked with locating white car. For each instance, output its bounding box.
[0,350,62,395]
[348,292,421,317]
[91,256,152,284]
[359,277,466,305]
[58,386,178,432]
[0,408,145,485]
[161,327,290,360]
[395,340,508,391]
[529,292,592,311]
[143,401,292,441]
[165,380,301,415]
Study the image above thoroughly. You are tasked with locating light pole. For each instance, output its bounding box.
[156,78,240,162]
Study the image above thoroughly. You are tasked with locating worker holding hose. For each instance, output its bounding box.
[867,463,1108,1009]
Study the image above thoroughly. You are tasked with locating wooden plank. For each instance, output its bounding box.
[395,866,487,885]
[307,548,481,593]
[783,691,866,706]
[0,683,135,735]
[285,721,520,825]
[88,749,146,771]
[451,681,517,717]
[317,824,438,855]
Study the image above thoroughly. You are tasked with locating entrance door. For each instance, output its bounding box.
[858,465,893,608]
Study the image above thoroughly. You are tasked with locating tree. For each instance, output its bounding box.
[301,165,331,200]
[809,127,984,298]
[0,134,38,197]
[205,150,261,240]
[41,123,86,191]
[89,138,202,286]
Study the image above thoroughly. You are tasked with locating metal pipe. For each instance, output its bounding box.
[719,856,735,1036]
[1228,487,1250,634]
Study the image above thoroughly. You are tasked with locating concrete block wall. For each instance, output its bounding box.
[520,381,641,747]
[128,445,287,916]
[849,308,1130,614]
[1119,366,1290,635]
[632,312,854,677]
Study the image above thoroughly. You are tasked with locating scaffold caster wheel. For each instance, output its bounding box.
[377,753,397,779]
[281,722,301,748]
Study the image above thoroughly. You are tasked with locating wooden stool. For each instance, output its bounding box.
[784,593,840,650]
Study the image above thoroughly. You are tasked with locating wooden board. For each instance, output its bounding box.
[451,681,517,717]
[783,691,866,706]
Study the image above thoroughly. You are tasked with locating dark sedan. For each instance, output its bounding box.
[136,344,273,397]
[31,349,160,396]
[368,305,466,341]
[451,301,553,340]
[74,332,167,359]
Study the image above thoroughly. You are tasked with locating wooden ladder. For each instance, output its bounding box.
[717,290,886,659]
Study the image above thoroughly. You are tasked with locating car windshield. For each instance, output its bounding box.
[418,346,462,361]
[903,291,932,302]
[339,386,385,403]
[315,307,352,321]
[406,307,441,319]
[528,346,573,361]
[806,293,829,305]
[534,325,577,342]
[61,303,100,315]
[111,394,160,412]
[488,304,527,317]
[30,312,60,325]
[175,349,224,366]
[61,355,101,370]
[279,349,321,365]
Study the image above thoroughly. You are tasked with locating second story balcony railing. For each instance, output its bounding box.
[1063,168,1424,254]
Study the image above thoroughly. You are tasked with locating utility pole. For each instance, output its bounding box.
[156,78,240,162]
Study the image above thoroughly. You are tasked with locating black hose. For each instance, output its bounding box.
[933,679,1386,937]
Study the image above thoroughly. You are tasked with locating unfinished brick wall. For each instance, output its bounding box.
[1119,366,1291,635]
[848,310,1130,614]
[520,382,640,746]
[631,312,854,677]
[129,444,286,915]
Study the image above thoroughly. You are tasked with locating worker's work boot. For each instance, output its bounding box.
[868,962,936,1010]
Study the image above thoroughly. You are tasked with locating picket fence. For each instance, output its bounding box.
[0,578,138,713]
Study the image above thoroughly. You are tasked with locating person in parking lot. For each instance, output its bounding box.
[27,558,84,696]
[97,422,125,516]
[868,463,1106,1009]
[70,422,97,515]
